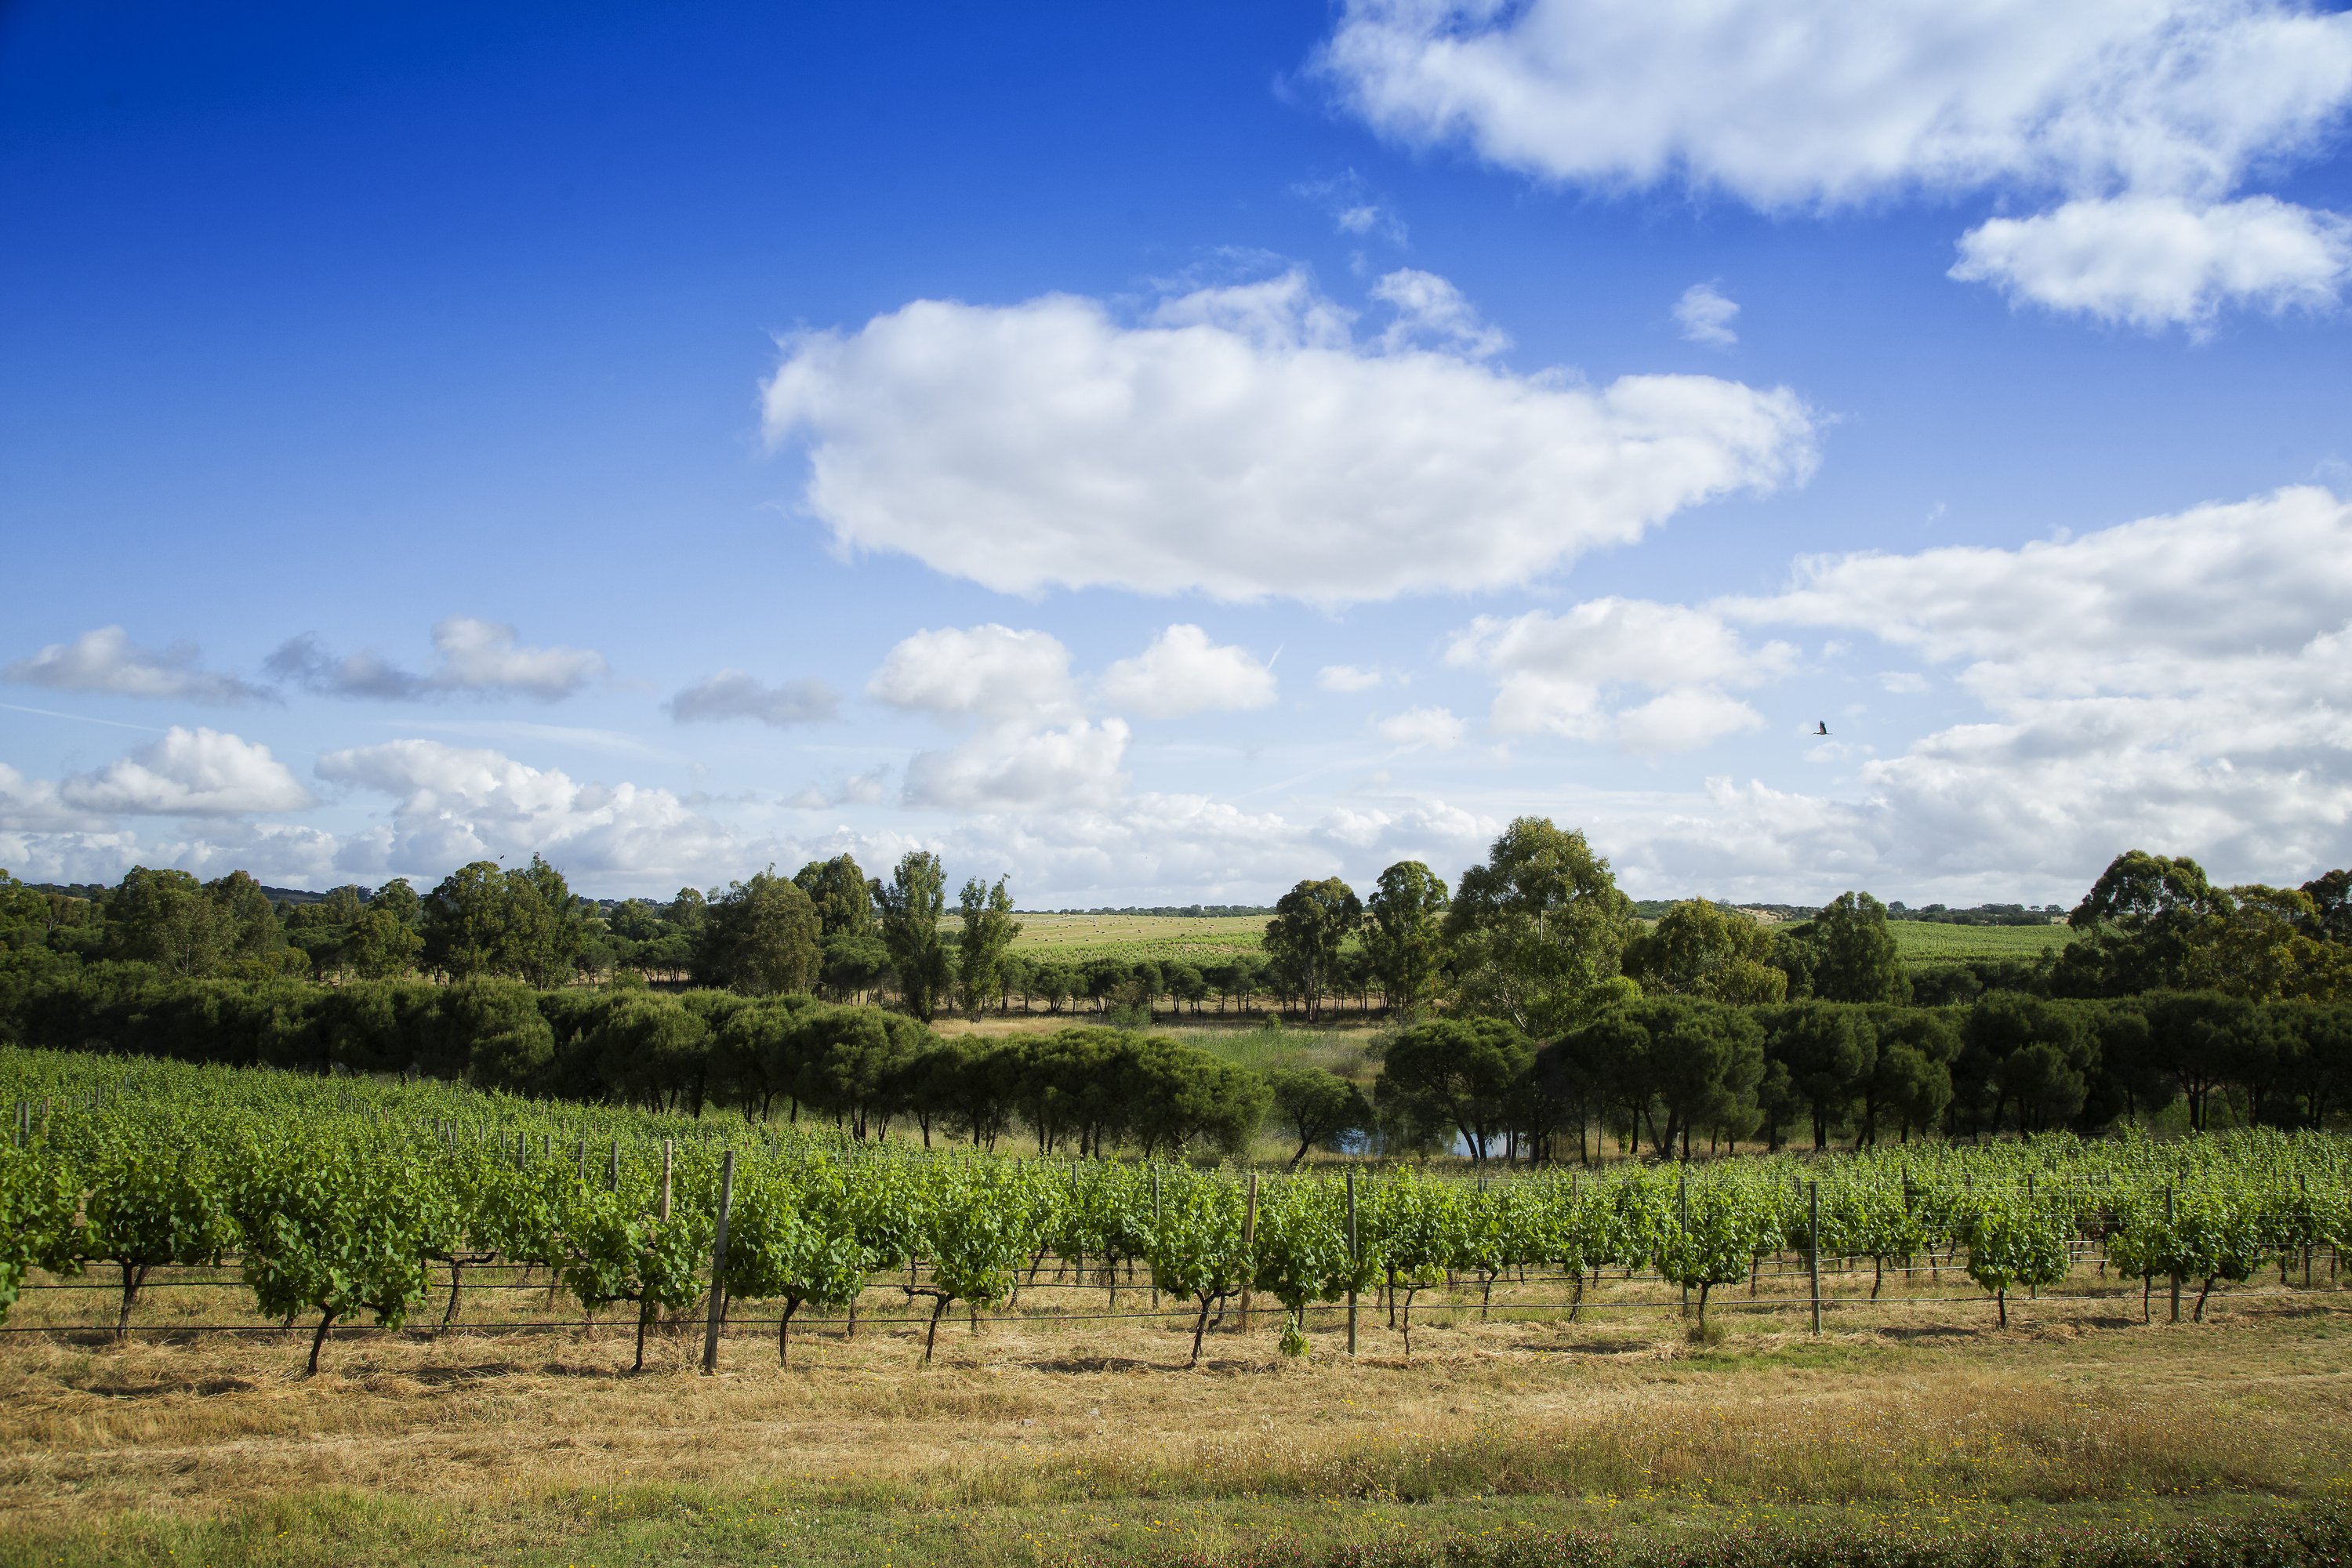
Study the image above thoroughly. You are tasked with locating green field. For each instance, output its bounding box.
[1005,911,1266,961]
[994,911,2072,968]
[1888,919,2075,963]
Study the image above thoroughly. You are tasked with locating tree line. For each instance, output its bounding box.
[5,824,2350,1157]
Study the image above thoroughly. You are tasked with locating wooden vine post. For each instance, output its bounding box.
[702,1149,735,1375]
[1808,1179,1823,1336]
[1238,1172,1258,1333]
[1345,1168,1359,1357]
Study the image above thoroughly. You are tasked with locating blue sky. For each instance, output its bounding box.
[5,0,2351,906]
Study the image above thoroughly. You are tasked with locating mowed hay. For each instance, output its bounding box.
[1,1285,2346,1535]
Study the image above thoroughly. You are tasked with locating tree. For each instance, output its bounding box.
[698,868,822,996]
[1377,1018,1535,1165]
[1769,1004,1873,1149]
[2056,850,2234,995]
[1795,892,1907,1004]
[500,855,588,987]
[2194,884,2347,1001]
[421,862,510,981]
[875,851,951,1022]
[794,855,877,938]
[343,887,423,981]
[1444,818,1636,1033]
[419,857,585,985]
[956,875,1022,1018]
[1266,1067,1371,1169]
[1957,993,2092,1134]
[1363,860,1450,1016]
[1864,1011,1956,1143]
[1621,899,1787,1004]
[1263,877,1363,1023]
[1637,999,1765,1159]
[205,871,292,976]
[105,867,231,977]
[2303,868,2352,944]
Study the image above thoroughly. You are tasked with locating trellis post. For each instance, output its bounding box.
[1808,1180,1822,1336]
[702,1149,735,1374]
[1345,1168,1359,1357]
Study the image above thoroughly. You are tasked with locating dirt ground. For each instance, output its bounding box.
[1,1261,2346,1566]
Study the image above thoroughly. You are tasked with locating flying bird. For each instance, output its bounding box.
[1814,721,1829,736]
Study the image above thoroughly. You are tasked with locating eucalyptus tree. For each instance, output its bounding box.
[1264,877,1362,1023]
[875,851,952,1022]
[1363,859,1450,1017]
[1443,818,1636,1033]
[956,874,1022,1018]
[697,867,822,996]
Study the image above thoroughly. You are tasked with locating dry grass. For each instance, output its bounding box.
[2,1272,2346,1557]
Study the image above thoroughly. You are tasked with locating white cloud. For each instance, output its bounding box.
[903,720,1131,811]
[1319,664,1384,693]
[267,617,607,702]
[1448,597,1797,754]
[1952,195,2352,328]
[787,766,891,811]
[1319,0,2352,206]
[1731,485,2352,684]
[1575,485,2352,895]
[1674,283,1740,347]
[1610,687,1769,757]
[1375,706,1467,750]
[1370,268,1511,357]
[318,739,742,883]
[667,670,839,727]
[60,727,314,817]
[1316,0,2352,327]
[1098,626,1279,719]
[1294,170,1410,245]
[1879,671,1929,695]
[937,791,1499,906]
[866,626,1076,721]
[763,270,1815,603]
[5,626,269,704]
[0,762,100,834]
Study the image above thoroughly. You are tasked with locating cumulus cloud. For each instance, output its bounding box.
[867,626,1076,721]
[1319,664,1384,693]
[1370,268,1511,357]
[0,762,99,834]
[1375,706,1467,750]
[318,739,742,882]
[763,269,1815,602]
[1675,283,1740,346]
[1316,0,2352,326]
[1559,485,2352,895]
[666,670,839,727]
[5,626,270,704]
[787,766,891,811]
[60,728,314,817]
[1952,195,2352,329]
[903,720,1131,812]
[267,617,607,702]
[1448,597,1798,754]
[937,791,1499,906]
[1098,626,1279,719]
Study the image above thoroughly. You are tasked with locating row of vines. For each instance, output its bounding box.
[2,1047,2348,1373]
